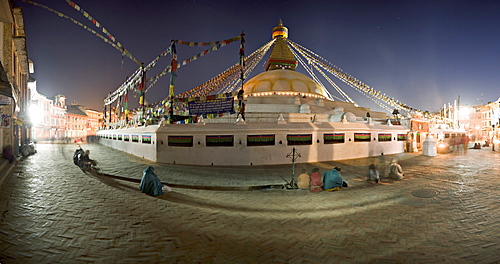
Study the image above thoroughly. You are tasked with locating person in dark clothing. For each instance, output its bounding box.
[323,166,345,191]
[139,166,172,196]
[3,145,15,163]
[79,150,96,169]
[73,147,84,165]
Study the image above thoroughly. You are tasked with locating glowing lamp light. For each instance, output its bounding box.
[459,107,470,117]
[29,105,43,125]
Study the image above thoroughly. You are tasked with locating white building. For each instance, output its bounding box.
[98,21,409,165]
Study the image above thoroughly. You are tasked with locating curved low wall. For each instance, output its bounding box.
[97,121,408,166]
[97,125,158,161]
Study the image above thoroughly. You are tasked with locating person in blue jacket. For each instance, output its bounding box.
[323,166,346,191]
[139,166,171,196]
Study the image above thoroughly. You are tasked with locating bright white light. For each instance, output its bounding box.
[459,107,470,118]
[29,105,43,125]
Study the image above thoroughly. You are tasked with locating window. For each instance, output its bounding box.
[168,136,193,147]
[124,135,130,141]
[142,135,152,144]
[354,133,371,142]
[132,135,139,143]
[287,134,312,145]
[378,133,392,142]
[397,134,407,141]
[323,133,345,144]
[118,135,122,140]
[206,135,234,147]
[247,134,275,146]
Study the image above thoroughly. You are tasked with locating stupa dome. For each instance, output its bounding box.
[243,69,328,99]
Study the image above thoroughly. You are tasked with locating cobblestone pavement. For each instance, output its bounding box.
[0,143,499,263]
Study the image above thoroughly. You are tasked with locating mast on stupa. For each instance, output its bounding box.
[265,20,298,71]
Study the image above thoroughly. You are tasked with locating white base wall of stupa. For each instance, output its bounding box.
[97,120,408,166]
[98,125,158,161]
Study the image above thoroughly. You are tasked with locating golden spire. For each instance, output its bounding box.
[272,19,288,39]
[266,20,297,71]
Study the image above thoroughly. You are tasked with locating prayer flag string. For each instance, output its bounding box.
[106,34,243,105]
[177,39,274,98]
[287,39,434,117]
[145,35,242,93]
[21,0,140,66]
[174,36,242,47]
[65,1,119,46]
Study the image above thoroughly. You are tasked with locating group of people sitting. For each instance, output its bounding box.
[297,158,404,191]
[367,158,405,183]
[137,159,405,195]
[73,147,97,170]
[297,166,348,192]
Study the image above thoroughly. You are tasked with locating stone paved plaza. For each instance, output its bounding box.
[0,143,499,263]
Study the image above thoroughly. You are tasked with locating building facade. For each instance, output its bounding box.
[1,0,32,157]
[30,89,103,143]
[65,105,88,141]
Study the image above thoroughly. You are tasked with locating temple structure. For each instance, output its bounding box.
[97,21,409,166]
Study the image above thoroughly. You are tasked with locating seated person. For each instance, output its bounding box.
[73,148,84,165]
[79,150,96,169]
[387,159,404,180]
[309,168,323,192]
[323,166,344,191]
[368,163,380,183]
[297,169,309,190]
[3,145,15,163]
[139,166,171,196]
[297,169,310,190]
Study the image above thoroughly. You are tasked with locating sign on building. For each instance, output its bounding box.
[188,97,234,115]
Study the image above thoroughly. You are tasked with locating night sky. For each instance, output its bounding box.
[17,0,500,113]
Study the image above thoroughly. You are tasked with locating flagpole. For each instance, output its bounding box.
[139,63,146,123]
[168,40,178,124]
[238,32,245,119]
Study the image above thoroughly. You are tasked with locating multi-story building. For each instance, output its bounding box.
[65,105,88,141]
[51,94,67,140]
[455,104,487,143]
[85,108,103,141]
[2,1,102,147]
[30,80,69,141]
[29,68,53,140]
[438,98,500,145]
[1,0,31,157]
[30,85,104,143]
[484,99,500,148]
